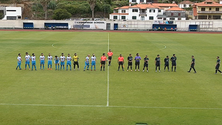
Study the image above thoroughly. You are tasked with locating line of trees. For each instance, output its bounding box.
[30,0,126,20]
[0,0,129,20]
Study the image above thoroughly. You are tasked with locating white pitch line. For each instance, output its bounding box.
[107,33,110,107]
[0,103,222,110]
[52,44,56,48]
[160,45,167,50]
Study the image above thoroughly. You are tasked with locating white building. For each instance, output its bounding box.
[110,3,179,21]
[165,7,186,20]
[129,0,158,4]
[178,0,194,8]
[1,7,22,20]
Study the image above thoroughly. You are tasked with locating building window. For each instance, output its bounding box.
[140,0,144,2]
[213,15,221,19]
[206,2,212,4]
[201,8,205,11]
[7,16,16,20]
[178,13,181,16]
[171,13,174,16]
[149,16,154,20]
[153,10,155,13]
[149,9,151,13]
[216,8,219,11]
[132,16,137,20]
[141,9,146,13]
[121,10,126,13]
[121,16,126,19]
[158,9,161,12]
[141,16,145,20]
[184,4,186,7]
[113,16,118,19]
[209,8,211,11]
[7,10,16,12]
[178,18,181,20]
[132,0,136,2]
[198,15,207,19]
[132,9,138,12]
[170,18,175,20]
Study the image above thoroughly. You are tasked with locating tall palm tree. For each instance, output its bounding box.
[88,0,96,21]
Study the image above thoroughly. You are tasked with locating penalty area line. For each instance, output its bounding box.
[0,103,222,110]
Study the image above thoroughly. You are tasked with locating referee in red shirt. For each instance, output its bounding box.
[100,53,107,71]
[107,49,113,66]
[117,54,124,71]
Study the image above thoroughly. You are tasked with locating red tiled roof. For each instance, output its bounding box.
[130,4,161,9]
[114,3,178,10]
[152,3,178,7]
[179,0,194,4]
[110,13,129,15]
[114,6,130,9]
[166,6,185,11]
[194,0,222,7]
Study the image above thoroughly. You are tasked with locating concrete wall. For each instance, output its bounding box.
[0,19,222,31]
[0,20,74,29]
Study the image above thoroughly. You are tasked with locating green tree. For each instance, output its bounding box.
[48,0,57,10]
[0,10,4,19]
[52,9,71,20]
[62,5,77,15]
[88,0,96,20]
[39,0,51,19]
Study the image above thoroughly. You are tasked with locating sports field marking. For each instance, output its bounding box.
[52,44,56,48]
[106,33,110,107]
[1,103,222,110]
[160,45,167,50]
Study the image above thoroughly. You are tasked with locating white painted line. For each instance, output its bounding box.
[0,103,222,110]
[0,103,104,108]
[160,45,166,50]
[52,44,56,48]
[107,33,110,107]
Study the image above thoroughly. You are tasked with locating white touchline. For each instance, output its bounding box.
[0,103,222,110]
[107,33,110,107]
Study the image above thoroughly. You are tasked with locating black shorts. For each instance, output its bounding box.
[119,62,123,65]
[191,64,195,68]
[73,61,79,65]
[101,61,105,65]
[172,62,176,66]
[108,56,112,60]
[165,63,169,66]
[216,64,220,70]
[156,63,160,67]
[144,63,148,67]
[135,62,140,66]
[128,62,132,66]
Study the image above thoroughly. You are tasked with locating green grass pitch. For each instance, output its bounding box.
[0,30,222,125]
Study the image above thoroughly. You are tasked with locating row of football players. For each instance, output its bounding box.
[15,50,114,71]
[15,51,222,74]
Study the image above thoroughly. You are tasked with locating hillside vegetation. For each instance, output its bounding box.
[0,0,206,20]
